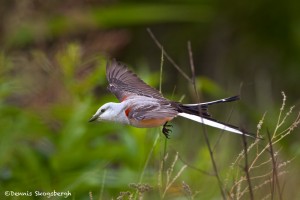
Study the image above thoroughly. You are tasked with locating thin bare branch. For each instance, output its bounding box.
[159,46,164,94]
[242,133,254,200]
[267,129,283,200]
[147,28,192,83]
[187,42,226,199]
[187,41,196,85]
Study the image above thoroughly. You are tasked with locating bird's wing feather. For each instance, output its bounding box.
[106,59,165,101]
[127,101,178,120]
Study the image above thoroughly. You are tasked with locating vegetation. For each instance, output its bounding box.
[1,1,300,199]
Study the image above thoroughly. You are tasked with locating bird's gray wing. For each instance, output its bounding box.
[106,59,165,102]
[127,101,178,120]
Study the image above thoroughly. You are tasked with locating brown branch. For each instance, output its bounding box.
[147,28,193,83]
[242,132,254,200]
[188,41,226,199]
[267,129,283,200]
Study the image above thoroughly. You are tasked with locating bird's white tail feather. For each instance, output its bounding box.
[178,112,243,135]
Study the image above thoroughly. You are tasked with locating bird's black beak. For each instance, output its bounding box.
[89,115,98,122]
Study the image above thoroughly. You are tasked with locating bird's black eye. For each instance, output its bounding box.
[100,109,106,113]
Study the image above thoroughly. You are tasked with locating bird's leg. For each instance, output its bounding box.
[162,121,172,139]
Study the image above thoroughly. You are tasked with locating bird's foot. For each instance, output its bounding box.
[162,122,172,139]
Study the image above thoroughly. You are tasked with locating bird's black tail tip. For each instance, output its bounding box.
[224,95,240,102]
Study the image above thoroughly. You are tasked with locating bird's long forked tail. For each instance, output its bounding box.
[178,112,256,138]
[197,95,240,106]
[178,95,240,118]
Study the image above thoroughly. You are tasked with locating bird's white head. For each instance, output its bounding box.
[89,102,129,124]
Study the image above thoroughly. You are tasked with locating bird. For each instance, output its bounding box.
[89,59,253,138]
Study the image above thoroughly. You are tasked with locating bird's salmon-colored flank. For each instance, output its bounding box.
[130,117,173,128]
[89,59,257,139]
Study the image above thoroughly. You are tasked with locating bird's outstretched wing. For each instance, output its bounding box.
[106,59,165,101]
[127,100,178,121]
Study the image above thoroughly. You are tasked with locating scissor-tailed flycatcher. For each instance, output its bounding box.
[89,59,252,138]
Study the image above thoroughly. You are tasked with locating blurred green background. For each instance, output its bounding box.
[1,0,300,199]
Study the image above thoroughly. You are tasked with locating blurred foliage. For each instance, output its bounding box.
[0,0,300,199]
